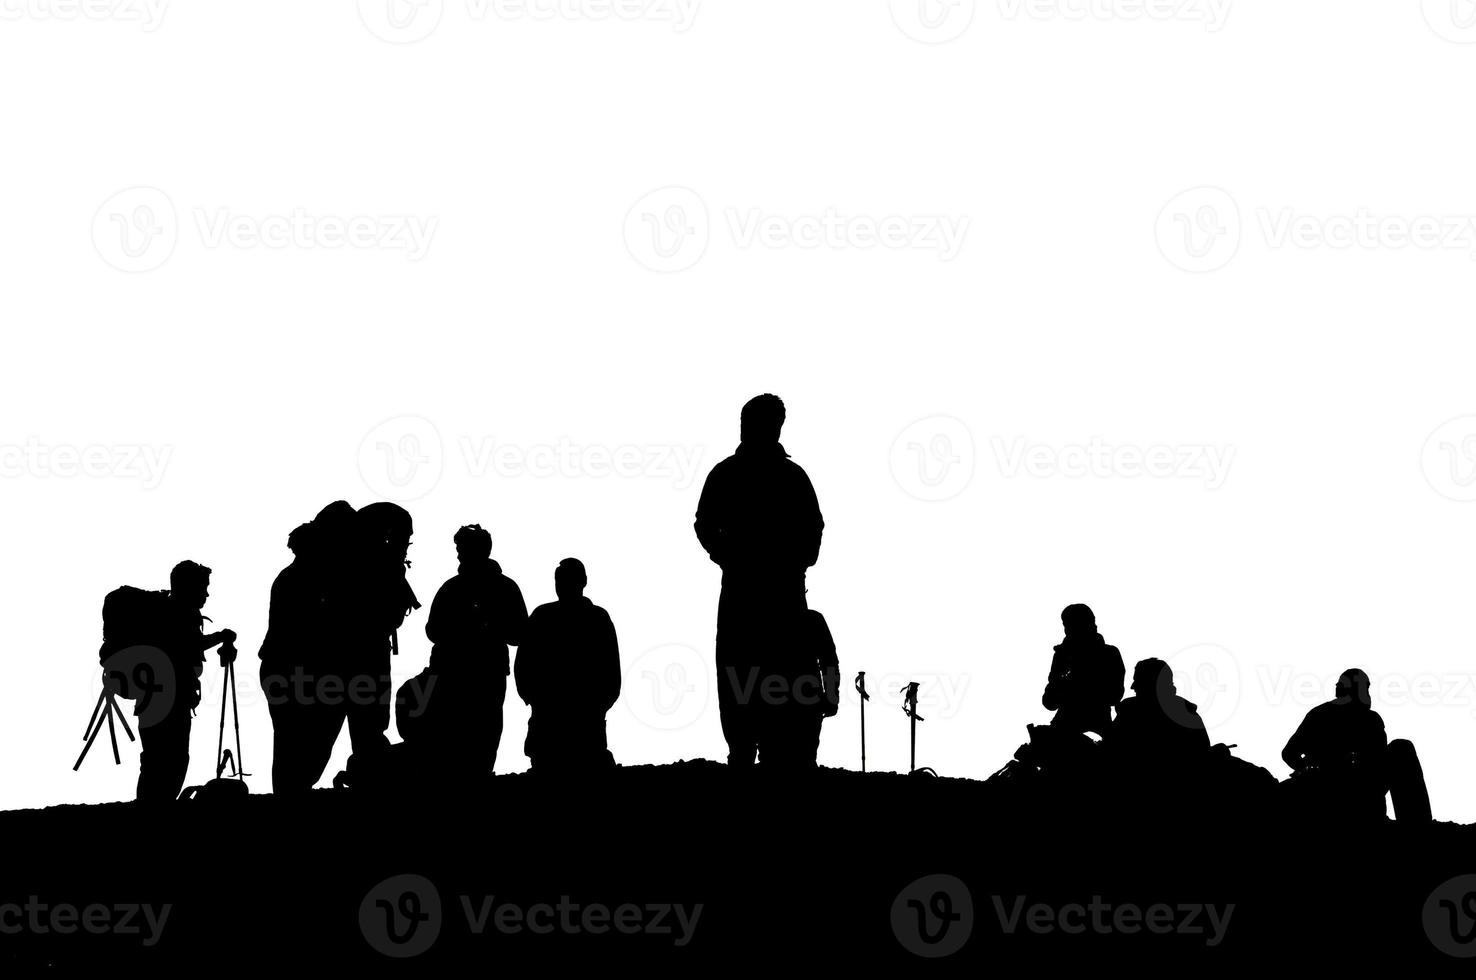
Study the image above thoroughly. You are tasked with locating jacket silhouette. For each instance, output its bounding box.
[695,394,824,766]
[339,502,420,783]
[1282,668,1389,819]
[1108,658,1210,774]
[514,559,620,772]
[752,608,840,769]
[258,501,356,795]
[1042,604,1124,736]
[413,524,527,773]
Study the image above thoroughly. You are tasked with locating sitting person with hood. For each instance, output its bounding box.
[1042,603,1125,737]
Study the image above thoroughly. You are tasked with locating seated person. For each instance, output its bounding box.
[1042,603,1125,736]
[1282,668,1390,820]
[514,559,620,773]
[1107,658,1210,776]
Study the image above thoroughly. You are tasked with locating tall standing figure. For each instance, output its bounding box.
[695,394,824,766]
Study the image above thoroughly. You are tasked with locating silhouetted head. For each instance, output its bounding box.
[170,560,212,611]
[454,524,492,565]
[740,394,785,445]
[1132,658,1174,699]
[1060,603,1097,638]
[306,500,357,555]
[1334,668,1373,708]
[555,558,587,601]
[359,502,414,564]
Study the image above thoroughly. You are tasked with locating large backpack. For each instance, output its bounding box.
[99,585,173,700]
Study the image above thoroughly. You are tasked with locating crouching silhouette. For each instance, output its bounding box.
[1107,658,1210,778]
[1282,668,1431,823]
[514,559,620,773]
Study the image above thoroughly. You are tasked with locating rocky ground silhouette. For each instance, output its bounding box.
[2,761,1473,970]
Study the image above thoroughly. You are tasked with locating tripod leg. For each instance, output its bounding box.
[113,697,136,743]
[106,700,121,765]
[82,688,105,740]
[74,698,108,771]
[228,662,245,776]
[216,659,229,779]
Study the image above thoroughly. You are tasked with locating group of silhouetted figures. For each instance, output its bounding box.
[90,394,1433,823]
[992,602,1432,823]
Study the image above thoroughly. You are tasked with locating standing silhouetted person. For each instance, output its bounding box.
[419,524,527,774]
[695,394,824,766]
[338,502,420,784]
[514,559,621,773]
[123,561,235,803]
[1108,658,1209,777]
[258,501,356,795]
[1042,604,1124,737]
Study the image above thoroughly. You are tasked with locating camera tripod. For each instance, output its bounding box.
[214,643,248,781]
[73,679,137,771]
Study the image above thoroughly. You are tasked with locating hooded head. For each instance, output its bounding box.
[1060,603,1097,639]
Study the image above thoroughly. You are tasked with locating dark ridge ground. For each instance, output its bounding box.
[2,761,1473,971]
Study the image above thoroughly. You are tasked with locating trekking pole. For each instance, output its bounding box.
[854,672,870,773]
[228,655,246,777]
[900,682,923,774]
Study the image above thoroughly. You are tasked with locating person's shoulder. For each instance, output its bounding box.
[529,600,559,618]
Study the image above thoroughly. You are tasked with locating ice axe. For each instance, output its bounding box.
[900,681,937,778]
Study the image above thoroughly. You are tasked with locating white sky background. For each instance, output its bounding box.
[4,0,1476,821]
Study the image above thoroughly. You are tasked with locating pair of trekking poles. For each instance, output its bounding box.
[75,641,248,789]
[854,672,936,778]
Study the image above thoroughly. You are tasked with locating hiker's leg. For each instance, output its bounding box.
[346,647,393,765]
[483,673,507,773]
[137,708,190,803]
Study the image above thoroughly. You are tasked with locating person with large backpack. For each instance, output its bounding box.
[101,560,236,803]
[258,501,356,795]
[337,502,421,785]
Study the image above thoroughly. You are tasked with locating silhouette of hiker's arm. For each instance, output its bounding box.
[597,608,621,710]
[512,609,543,706]
[796,468,824,569]
[1106,646,1125,707]
[1282,716,1312,771]
[424,578,453,645]
[1042,648,1068,711]
[502,578,529,649]
[693,464,730,566]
